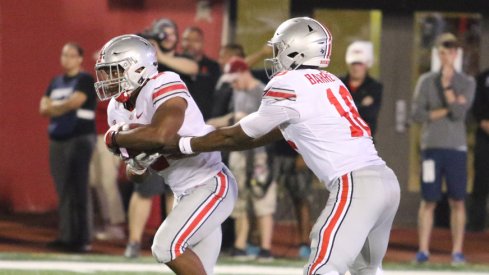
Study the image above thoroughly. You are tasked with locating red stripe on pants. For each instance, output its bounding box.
[174,171,228,257]
[309,174,350,275]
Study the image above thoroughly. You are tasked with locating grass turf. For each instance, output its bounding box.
[0,252,489,274]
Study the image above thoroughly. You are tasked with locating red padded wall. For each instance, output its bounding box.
[0,0,224,212]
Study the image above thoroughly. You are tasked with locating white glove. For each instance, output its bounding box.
[125,152,161,175]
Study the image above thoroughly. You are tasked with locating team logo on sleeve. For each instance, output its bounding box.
[263,87,296,101]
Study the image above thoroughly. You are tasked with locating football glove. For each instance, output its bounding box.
[104,123,125,154]
[125,152,161,175]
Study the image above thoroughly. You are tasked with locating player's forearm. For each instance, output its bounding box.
[190,126,282,153]
[191,127,248,152]
[116,126,176,151]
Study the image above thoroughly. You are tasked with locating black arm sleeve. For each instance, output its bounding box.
[473,71,489,122]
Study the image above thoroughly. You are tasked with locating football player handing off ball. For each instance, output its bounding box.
[167,17,401,275]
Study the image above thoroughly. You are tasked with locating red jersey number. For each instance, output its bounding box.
[326,85,371,137]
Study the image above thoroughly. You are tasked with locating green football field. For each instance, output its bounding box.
[0,253,488,275]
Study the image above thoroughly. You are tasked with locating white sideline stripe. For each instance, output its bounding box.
[0,261,297,274]
[0,260,484,275]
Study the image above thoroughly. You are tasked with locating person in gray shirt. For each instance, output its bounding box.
[411,33,475,265]
[207,57,275,261]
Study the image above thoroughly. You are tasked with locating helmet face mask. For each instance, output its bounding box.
[94,34,158,102]
[265,41,287,79]
[264,17,332,79]
[95,60,132,101]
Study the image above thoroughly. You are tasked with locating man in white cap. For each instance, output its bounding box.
[340,41,383,136]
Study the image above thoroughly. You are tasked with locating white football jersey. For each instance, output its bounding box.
[107,71,223,196]
[252,69,384,190]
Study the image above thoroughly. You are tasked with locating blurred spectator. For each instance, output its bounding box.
[39,42,97,252]
[340,41,383,136]
[181,26,221,120]
[211,44,246,121]
[245,44,273,68]
[468,67,489,232]
[267,141,313,259]
[411,33,475,264]
[217,43,246,70]
[143,18,198,77]
[215,43,271,84]
[208,57,275,261]
[89,99,125,241]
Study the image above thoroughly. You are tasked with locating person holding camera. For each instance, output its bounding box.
[143,18,198,77]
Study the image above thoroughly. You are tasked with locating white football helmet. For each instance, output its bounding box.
[265,17,332,78]
[95,34,158,102]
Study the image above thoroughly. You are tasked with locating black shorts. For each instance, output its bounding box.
[420,149,467,201]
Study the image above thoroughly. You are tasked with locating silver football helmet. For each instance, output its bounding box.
[265,17,332,78]
[95,34,158,102]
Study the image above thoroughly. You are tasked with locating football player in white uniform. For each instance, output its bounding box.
[166,18,400,275]
[94,34,237,275]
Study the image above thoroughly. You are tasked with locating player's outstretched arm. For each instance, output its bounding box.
[181,125,283,153]
[112,97,187,151]
[176,104,298,155]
